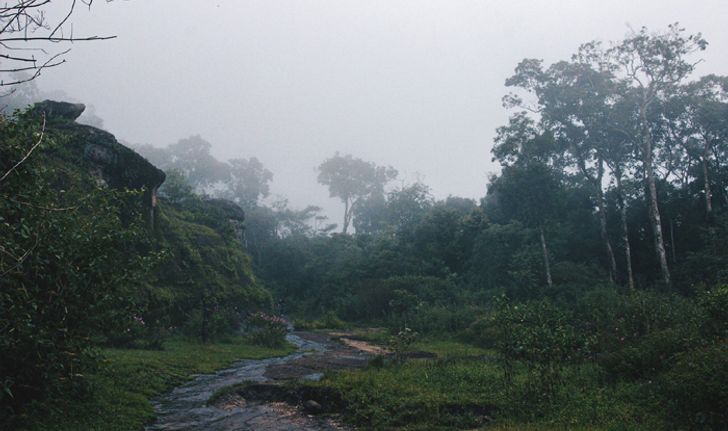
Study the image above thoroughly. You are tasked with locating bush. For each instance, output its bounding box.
[410,304,481,336]
[293,311,345,330]
[0,111,155,418]
[245,312,288,347]
[487,297,586,399]
[660,341,728,430]
[582,290,700,357]
[599,326,698,380]
[698,285,728,339]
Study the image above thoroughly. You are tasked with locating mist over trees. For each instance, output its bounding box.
[3,5,728,428]
[317,153,398,234]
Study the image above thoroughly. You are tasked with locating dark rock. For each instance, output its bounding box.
[303,399,323,414]
[32,100,165,193]
[35,99,85,121]
[265,363,318,380]
[236,383,297,403]
[29,100,166,228]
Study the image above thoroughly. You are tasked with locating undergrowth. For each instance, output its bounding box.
[14,338,294,431]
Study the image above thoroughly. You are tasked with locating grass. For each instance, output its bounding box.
[300,339,665,430]
[15,337,295,431]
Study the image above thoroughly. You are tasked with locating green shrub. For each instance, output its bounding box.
[488,297,586,399]
[245,312,288,347]
[0,112,155,419]
[698,285,728,339]
[582,290,700,357]
[410,304,481,336]
[660,341,728,430]
[293,311,346,330]
[599,326,698,380]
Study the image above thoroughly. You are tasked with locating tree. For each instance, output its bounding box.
[665,75,728,219]
[354,181,434,237]
[221,157,273,208]
[607,24,707,288]
[135,135,230,192]
[158,169,195,205]
[488,162,564,288]
[504,53,620,282]
[317,153,397,234]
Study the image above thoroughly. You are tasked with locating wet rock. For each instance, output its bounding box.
[264,348,368,381]
[236,383,297,403]
[264,363,318,380]
[148,332,353,430]
[303,400,323,415]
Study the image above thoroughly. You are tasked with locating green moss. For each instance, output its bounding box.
[16,338,295,431]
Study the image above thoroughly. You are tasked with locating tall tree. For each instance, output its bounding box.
[317,153,397,234]
[608,24,707,288]
[222,157,273,208]
[504,53,619,282]
[489,162,563,288]
[665,75,728,219]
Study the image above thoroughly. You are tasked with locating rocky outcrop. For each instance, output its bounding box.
[33,100,166,226]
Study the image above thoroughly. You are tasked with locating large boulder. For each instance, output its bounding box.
[34,100,166,192]
[32,101,166,227]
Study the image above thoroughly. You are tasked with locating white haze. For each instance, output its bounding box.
[37,0,728,226]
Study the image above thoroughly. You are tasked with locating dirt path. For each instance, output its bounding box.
[145,331,381,431]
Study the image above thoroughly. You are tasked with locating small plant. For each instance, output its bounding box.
[388,327,418,362]
[246,312,288,347]
[488,296,585,401]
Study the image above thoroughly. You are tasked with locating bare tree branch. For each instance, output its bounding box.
[0,112,45,183]
[0,0,114,91]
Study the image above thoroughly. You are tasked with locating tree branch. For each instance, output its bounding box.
[0,112,46,183]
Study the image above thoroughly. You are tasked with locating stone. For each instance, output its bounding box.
[303,399,322,414]
[31,100,166,228]
[35,99,85,121]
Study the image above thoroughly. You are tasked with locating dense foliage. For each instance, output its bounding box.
[0,106,274,425]
[3,22,728,430]
[235,26,728,429]
[0,109,154,418]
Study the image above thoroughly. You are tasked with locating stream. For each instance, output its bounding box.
[145,332,366,431]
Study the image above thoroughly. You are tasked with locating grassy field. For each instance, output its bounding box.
[302,338,664,430]
[15,338,295,431]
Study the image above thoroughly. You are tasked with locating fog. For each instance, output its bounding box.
[37,0,728,224]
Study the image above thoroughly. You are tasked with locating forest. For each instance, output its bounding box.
[1,2,728,430]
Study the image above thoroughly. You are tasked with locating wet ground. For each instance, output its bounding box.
[145,331,374,431]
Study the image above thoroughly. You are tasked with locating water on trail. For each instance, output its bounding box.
[145,332,359,431]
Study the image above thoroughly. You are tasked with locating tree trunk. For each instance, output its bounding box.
[595,160,618,282]
[615,173,635,291]
[342,198,350,234]
[669,218,677,264]
[640,106,671,288]
[539,225,553,288]
[702,143,713,217]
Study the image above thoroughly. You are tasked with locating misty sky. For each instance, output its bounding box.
[37,0,728,226]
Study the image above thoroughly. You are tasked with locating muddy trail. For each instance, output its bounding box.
[145,331,383,431]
